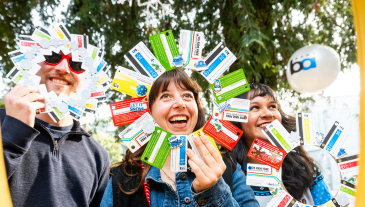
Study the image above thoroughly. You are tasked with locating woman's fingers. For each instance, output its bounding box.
[193,136,217,166]
[199,135,224,164]
[186,149,212,177]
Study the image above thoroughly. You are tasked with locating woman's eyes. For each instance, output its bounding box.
[161,94,171,99]
[160,93,193,99]
[250,105,277,110]
[183,93,193,99]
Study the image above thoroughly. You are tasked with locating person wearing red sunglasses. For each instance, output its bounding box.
[3,49,110,207]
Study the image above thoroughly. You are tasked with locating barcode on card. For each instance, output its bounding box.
[225,113,246,120]
[194,34,201,56]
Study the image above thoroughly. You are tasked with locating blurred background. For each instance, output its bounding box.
[0,0,359,195]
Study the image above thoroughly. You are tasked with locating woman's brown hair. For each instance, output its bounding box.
[231,83,315,200]
[111,68,206,194]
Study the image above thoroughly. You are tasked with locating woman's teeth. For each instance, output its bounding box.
[169,116,188,125]
[169,116,187,122]
[258,123,270,128]
[51,78,68,85]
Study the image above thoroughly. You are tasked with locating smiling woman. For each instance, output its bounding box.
[231,83,333,206]
[100,68,260,207]
[148,68,205,134]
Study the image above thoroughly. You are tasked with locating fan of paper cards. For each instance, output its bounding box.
[108,29,359,207]
[247,117,359,207]
[7,24,358,207]
[6,25,111,122]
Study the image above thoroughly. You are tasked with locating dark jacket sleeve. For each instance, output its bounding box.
[1,110,40,179]
[89,144,111,207]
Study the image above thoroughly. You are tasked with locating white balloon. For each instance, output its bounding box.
[286,44,340,93]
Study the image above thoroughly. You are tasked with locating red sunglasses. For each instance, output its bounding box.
[43,52,85,74]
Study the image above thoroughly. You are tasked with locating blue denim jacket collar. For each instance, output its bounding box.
[145,165,163,183]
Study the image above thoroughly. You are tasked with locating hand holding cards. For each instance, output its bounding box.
[186,135,226,193]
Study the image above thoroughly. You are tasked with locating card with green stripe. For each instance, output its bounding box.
[149,30,180,71]
[262,119,299,153]
[141,127,173,169]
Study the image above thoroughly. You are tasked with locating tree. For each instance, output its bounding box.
[0,0,356,138]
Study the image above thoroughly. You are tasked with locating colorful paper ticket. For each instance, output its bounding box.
[337,154,359,181]
[49,24,72,55]
[266,189,296,207]
[246,163,282,188]
[179,30,204,70]
[320,121,349,157]
[187,128,222,163]
[203,117,243,150]
[221,98,250,122]
[141,127,173,169]
[262,120,299,153]
[59,93,84,121]
[70,34,88,62]
[119,113,157,153]
[149,30,180,71]
[296,113,317,145]
[202,42,237,83]
[338,180,356,205]
[110,67,153,97]
[171,135,188,172]
[125,41,165,79]
[210,69,250,103]
[247,138,286,170]
[110,97,149,126]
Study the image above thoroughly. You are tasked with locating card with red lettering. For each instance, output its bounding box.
[202,117,243,150]
[267,188,296,207]
[247,138,286,170]
[110,97,149,126]
[337,154,359,182]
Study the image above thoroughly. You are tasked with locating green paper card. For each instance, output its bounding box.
[210,69,250,104]
[149,30,180,71]
[141,127,173,169]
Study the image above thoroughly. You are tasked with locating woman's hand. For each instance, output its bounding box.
[186,135,226,193]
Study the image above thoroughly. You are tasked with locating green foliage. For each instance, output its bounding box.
[0,0,356,138]
[92,132,123,164]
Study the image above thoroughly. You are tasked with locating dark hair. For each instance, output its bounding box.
[231,83,314,200]
[112,68,206,194]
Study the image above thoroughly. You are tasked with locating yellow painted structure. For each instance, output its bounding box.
[352,0,365,206]
[0,121,13,207]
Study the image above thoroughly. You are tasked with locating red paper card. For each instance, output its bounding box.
[110,97,149,126]
[247,138,286,170]
[202,117,243,150]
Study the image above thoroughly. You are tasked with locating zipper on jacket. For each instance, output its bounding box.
[54,140,58,151]
[35,123,89,156]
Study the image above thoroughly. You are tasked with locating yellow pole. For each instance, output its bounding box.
[0,121,13,206]
[352,0,365,206]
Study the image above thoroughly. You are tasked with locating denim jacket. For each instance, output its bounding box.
[100,164,259,207]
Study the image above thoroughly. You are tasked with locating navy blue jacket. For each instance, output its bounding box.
[1,109,110,207]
